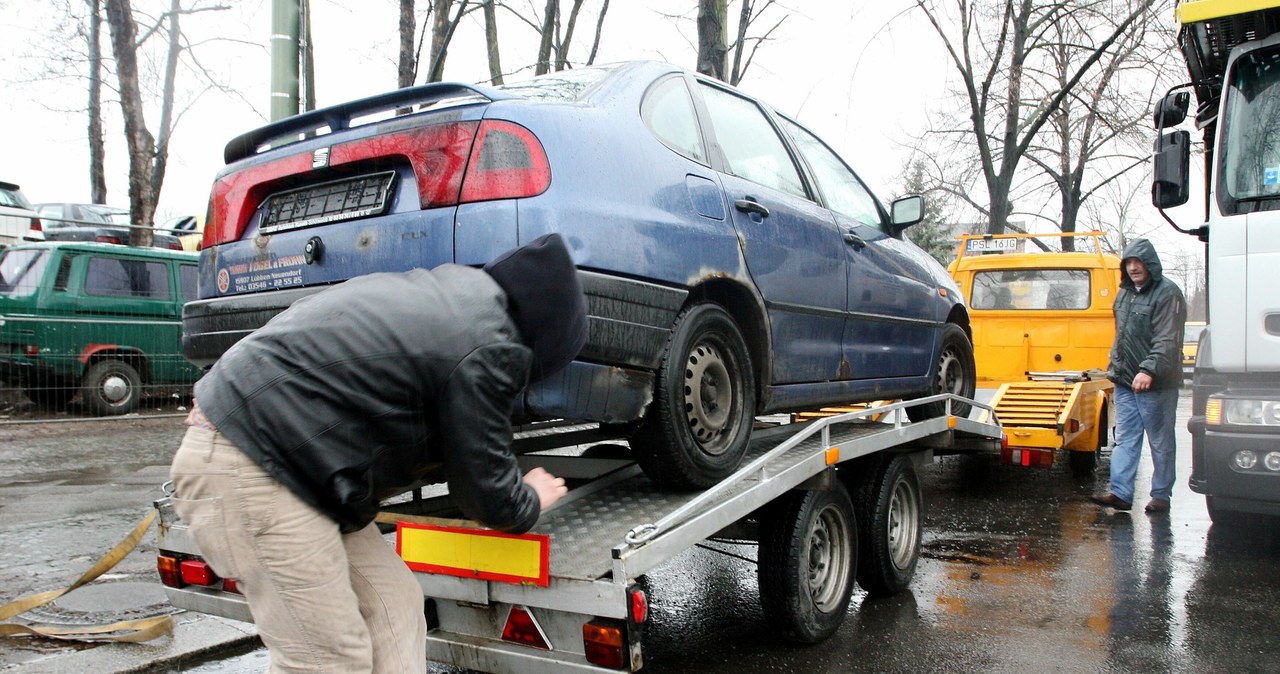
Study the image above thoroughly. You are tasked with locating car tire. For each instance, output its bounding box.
[81,360,142,416]
[631,302,755,489]
[907,323,976,422]
[850,454,922,597]
[758,481,857,644]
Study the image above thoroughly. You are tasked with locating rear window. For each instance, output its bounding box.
[495,64,615,102]
[971,269,1091,310]
[0,187,32,210]
[0,248,49,296]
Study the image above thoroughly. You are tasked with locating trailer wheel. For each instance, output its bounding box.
[851,455,922,597]
[632,303,755,489]
[81,359,142,416]
[758,481,857,643]
[907,323,976,422]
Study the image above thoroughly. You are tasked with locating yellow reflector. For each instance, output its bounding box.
[1206,399,1222,425]
[397,522,550,586]
[825,447,840,465]
[947,416,957,428]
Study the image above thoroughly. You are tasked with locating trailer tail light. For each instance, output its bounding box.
[157,554,183,588]
[583,618,628,669]
[500,605,550,650]
[180,559,220,586]
[458,120,550,203]
[222,577,242,594]
[1001,445,1054,467]
[628,585,648,624]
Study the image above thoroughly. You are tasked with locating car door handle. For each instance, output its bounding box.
[735,198,770,218]
[844,230,866,249]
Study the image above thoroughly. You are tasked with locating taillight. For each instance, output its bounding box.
[458,120,551,203]
[29,217,41,232]
[157,554,183,587]
[180,559,220,586]
[95,234,123,245]
[583,618,628,669]
[628,586,648,624]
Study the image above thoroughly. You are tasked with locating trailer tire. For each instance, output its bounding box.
[81,359,142,416]
[850,455,922,597]
[632,303,755,489]
[758,481,857,643]
[907,323,976,422]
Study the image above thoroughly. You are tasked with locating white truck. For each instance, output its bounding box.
[1153,0,1280,521]
[153,397,1000,672]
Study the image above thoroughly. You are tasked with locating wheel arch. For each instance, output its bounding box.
[83,347,152,383]
[685,277,770,413]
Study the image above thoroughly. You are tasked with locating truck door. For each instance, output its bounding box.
[696,81,847,384]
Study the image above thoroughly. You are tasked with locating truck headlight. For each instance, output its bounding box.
[1207,396,1280,426]
[1267,452,1280,472]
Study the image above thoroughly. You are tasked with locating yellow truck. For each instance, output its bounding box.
[947,231,1120,474]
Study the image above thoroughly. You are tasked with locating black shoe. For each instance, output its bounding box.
[1145,498,1170,514]
[1090,493,1132,511]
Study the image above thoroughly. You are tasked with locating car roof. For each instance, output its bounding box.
[2,240,199,261]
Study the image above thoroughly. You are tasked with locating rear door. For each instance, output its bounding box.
[695,80,847,384]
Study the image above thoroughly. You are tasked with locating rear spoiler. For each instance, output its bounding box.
[223,82,513,164]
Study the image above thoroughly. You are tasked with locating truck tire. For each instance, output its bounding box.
[907,323,976,422]
[758,481,857,643]
[81,360,142,416]
[850,454,922,597]
[632,303,755,489]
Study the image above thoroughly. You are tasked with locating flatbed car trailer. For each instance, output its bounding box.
[153,394,1002,673]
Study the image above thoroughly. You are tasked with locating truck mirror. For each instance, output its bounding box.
[891,195,924,228]
[1152,130,1190,209]
[1153,91,1190,129]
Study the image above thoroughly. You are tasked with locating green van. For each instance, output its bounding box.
[0,241,201,415]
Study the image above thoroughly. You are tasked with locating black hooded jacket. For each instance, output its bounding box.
[1108,238,1187,391]
[194,235,587,534]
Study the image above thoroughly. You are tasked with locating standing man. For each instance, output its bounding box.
[169,233,588,673]
[1091,238,1187,514]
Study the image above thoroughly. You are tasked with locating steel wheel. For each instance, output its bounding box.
[908,323,976,421]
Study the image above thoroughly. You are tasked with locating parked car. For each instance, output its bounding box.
[33,202,184,250]
[1184,320,1207,378]
[0,241,202,415]
[182,61,977,487]
[0,182,41,248]
[160,214,204,251]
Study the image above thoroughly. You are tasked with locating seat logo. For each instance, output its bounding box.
[312,147,330,169]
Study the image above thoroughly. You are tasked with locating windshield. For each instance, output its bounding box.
[1221,48,1280,208]
[0,248,49,296]
[970,269,1091,310]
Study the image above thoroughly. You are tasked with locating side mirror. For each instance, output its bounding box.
[1154,92,1190,130]
[890,195,924,228]
[1152,130,1190,209]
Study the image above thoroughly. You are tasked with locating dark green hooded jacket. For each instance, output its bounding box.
[1108,238,1187,390]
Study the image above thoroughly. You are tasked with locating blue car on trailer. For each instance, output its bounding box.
[182,60,976,488]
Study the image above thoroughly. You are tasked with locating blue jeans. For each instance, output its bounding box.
[1109,386,1179,503]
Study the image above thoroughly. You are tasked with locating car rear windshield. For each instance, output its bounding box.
[494,64,616,101]
[0,248,49,297]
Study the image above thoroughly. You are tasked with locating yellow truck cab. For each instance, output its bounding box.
[948,231,1120,474]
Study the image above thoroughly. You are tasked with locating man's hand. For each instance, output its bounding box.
[1132,371,1153,392]
[523,467,568,510]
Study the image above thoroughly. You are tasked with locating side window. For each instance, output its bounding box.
[84,256,171,299]
[179,264,198,302]
[779,117,883,229]
[53,255,75,291]
[641,76,707,164]
[698,83,807,199]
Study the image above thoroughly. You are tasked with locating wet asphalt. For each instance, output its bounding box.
[2,394,1279,673]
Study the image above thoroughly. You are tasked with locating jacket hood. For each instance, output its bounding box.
[483,233,588,384]
[1120,238,1164,290]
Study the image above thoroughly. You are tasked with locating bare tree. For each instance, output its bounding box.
[87,0,107,203]
[695,0,785,85]
[913,0,1159,237]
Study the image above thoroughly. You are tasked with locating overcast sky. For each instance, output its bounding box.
[0,0,1202,263]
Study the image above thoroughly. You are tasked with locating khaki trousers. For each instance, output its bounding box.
[170,426,426,673]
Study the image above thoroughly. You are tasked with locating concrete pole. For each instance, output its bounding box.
[270,0,301,122]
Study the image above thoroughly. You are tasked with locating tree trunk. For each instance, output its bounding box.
[483,0,502,84]
[148,0,183,227]
[398,0,416,88]
[585,0,609,65]
[556,0,585,70]
[104,0,157,247]
[535,0,557,75]
[697,0,728,81]
[86,0,107,204]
